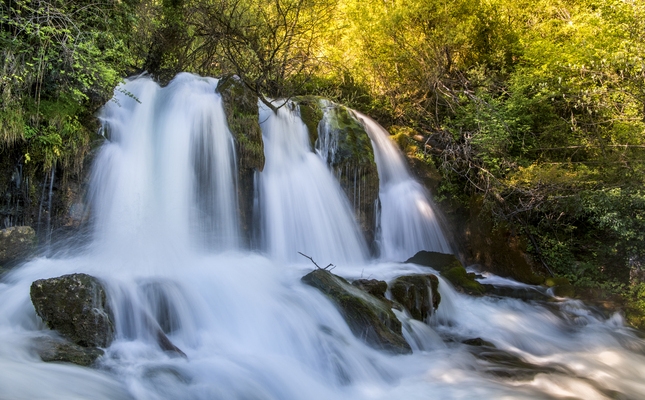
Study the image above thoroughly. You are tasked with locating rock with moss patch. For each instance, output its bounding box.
[297,99,380,247]
[32,336,104,366]
[217,75,264,244]
[30,273,115,348]
[351,279,388,301]
[0,226,36,266]
[406,251,485,296]
[302,269,411,354]
[390,274,441,321]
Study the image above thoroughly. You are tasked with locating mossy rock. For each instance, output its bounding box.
[0,226,36,266]
[545,277,571,287]
[390,274,441,321]
[216,75,264,172]
[217,75,264,244]
[30,273,115,348]
[405,251,462,273]
[297,99,380,247]
[32,336,104,366]
[302,269,411,354]
[552,284,576,298]
[351,279,388,301]
[442,266,486,296]
[293,96,324,148]
[406,251,484,296]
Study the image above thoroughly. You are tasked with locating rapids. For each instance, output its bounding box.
[0,73,644,400]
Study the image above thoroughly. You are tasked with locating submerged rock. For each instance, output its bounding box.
[390,274,440,321]
[0,226,36,266]
[302,269,411,354]
[32,336,104,366]
[30,273,115,348]
[406,251,485,296]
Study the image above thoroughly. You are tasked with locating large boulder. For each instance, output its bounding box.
[30,273,115,348]
[0,226,36,266]
[390,274,440,321]
[302,269,411,354]
[406,251,485,296]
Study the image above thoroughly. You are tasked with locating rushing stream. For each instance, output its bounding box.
[1,74,644,400]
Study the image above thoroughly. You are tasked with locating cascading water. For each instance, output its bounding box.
[0,74,644,400]
[257,101,368,265]
[92,73,239,259]
[355,112,452,261]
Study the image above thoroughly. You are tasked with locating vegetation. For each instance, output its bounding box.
[1,0,644,326]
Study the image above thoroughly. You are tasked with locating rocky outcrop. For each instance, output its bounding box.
[302,269,411,354]
[390,274,440,321]
[217,75,264,245]
[0,226,36,266]
[406,251,485,296]
[30,273,115,348]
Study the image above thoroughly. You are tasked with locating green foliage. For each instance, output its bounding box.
[1,0,142,170]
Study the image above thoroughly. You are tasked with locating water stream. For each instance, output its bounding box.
[0,74,644,399]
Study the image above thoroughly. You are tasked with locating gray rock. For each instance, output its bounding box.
[0,226,36,266]
[30,273,115,348]
[351,279,388,300]
[32,336,104,366]
[390,274,440,321]
[302,269,411,354]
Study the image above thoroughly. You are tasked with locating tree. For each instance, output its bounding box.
[189,0,336,111]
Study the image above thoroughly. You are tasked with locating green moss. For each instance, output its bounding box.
[442,266,486,296]
[293,96,324,147]
[545,277,571,287]
[217,75,264,171]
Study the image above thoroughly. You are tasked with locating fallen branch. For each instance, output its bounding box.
[298,252,336,271]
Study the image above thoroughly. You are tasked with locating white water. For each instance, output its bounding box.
[257,102,368,265]
[356,112,452,261]
[1,74,644,400]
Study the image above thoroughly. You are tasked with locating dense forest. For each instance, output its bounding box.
[1,0,644,326]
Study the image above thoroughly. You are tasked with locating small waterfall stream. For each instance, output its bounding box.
[257,102,368,265]
[0,74,644,400]
[355,112,452,260]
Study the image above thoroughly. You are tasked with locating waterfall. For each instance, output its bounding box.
[0,74,644,400]
[91,73,239,259]
[355,112,452,260]
[257,102,368,264]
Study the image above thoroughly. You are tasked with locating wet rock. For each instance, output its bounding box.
[351,279,388,300]
[390,274,440,321]
[302,269,411,354]
[32,336,104,366]
[30,273,115,348]
[462,337,495,347]
[296,98,380,249]
[0,226,36,266]
[217,75,264,245]
[406,251,485,296]
[482,284,551,301]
